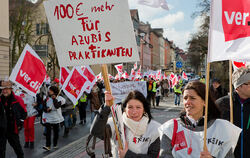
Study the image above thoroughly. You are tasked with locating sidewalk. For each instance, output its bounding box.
[44,93,183,158]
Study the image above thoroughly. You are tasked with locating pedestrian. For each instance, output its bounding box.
[0,81,27,158]
[90,90,161,157]
[147,78,153,105]
[42,86,65,151]
[89,84,102,122]
[151,79,157,108]
[60,91,74,137]
[19,90,38,149]
[156,81,161,107]
[173,82,182,106]
[162,79,169,98]
[216,67,250,158]
[78,92,88,125]
[158,81,241,158]
[210,78,227,100]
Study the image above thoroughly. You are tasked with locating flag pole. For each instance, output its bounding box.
[229,60,233,123]
[203,62,210,151]
[101,64,123,150]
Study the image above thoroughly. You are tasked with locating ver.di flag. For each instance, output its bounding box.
[232,61,250,71]
[208,0,250,62]
[59,67,70,85]
[62,67,89,105]
[81,66,96,93]
[9,44,47,96]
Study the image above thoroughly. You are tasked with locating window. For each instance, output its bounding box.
[36,23,49,35]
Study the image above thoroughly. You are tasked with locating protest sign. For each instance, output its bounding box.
[44,0,139,67]
[9,44,46,96]
[111,81,147,104]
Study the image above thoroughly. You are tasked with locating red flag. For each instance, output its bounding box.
[96,73,102,80]
[182,72,188,80]
[130,69,136,80]
[115,64,123,74]
[133,62,138,70]
[156,70,161,80]
[115,74,120,80]
[136,66,142,79]
[9,44,46,96]
[172,76,178,86]
[62,67,88,105]
[60,67,70,85]
[122,71,129,79]
[169,73,175,81]
[81,66,96,93]
[232,61,250,71]
[109,74,114,79]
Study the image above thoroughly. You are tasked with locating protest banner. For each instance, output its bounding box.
[111,81,147,104]
[44,0,139,67]
[9,44,46,97]
[44,0,140,149]
[62,66,89,105]
[59,67,70,85]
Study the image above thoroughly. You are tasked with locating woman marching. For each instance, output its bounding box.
[90,90,161,158]
[159,81,241,158]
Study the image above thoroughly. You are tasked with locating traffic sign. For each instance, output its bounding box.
[176,61,183,68]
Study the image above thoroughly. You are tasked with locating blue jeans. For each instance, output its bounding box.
[63,115,72,129]
[175,94,180,105]
[91,111,98,123]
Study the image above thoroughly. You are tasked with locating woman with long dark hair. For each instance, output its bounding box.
[90,90,161,158]
[159,81,241,158]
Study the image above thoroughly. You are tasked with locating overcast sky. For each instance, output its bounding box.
[128,0,203,50]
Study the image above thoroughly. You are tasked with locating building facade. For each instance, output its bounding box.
[0,0,10,79]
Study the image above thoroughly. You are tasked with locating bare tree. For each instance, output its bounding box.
[9,0,37,69]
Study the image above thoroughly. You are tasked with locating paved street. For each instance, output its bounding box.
[6,94,183,158]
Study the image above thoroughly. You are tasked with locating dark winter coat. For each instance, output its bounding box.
[0,92,27,134]
[216,92,250,158]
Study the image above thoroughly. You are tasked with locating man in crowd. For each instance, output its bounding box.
[216,67,250,158]
[173,81,182,106]
[210,78,227,100]
[0,81,27,158]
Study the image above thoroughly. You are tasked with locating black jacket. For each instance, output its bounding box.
[0,92,27,134]
[216,92,250,158]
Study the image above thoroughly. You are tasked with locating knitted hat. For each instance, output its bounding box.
[232,67,250,89]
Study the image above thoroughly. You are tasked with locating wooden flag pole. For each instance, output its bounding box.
[101,64,123,150]
[229,60,233,123]
[203,62,210,151]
